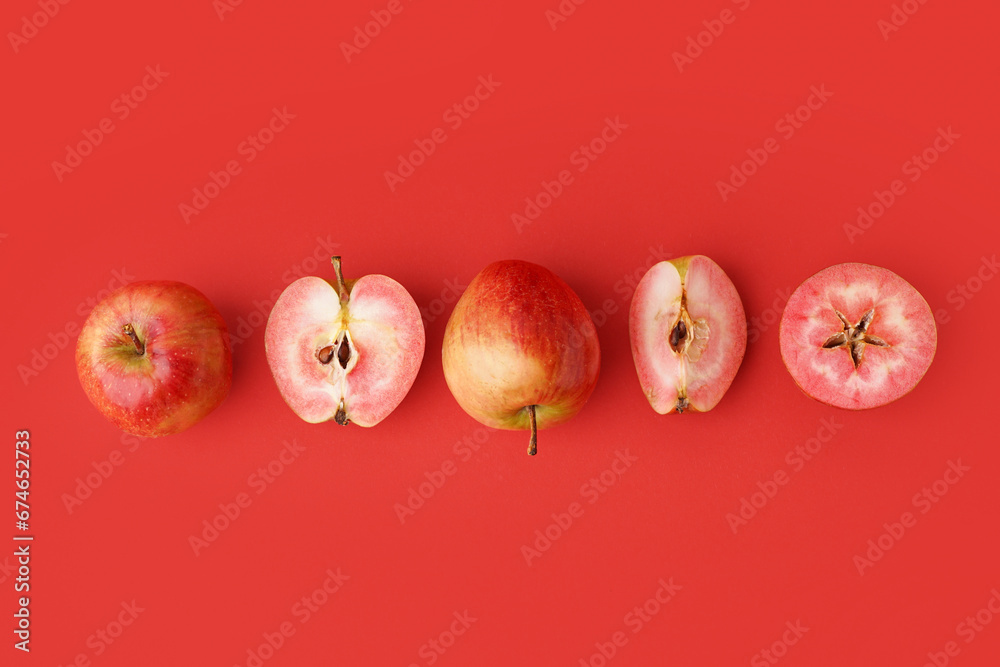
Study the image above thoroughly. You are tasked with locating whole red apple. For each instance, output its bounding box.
[265,256,425,427]
[76,281,232,437]
[442,260,600,456]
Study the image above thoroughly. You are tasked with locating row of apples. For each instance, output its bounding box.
[75,255,936,455]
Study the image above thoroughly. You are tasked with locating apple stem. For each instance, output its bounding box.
[527,405,537,456]
[122,324,144,355]
[331,256,349,303]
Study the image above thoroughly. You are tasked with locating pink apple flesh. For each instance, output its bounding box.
[779,263,936,409]
[629,255,747,414]
[265,259,424,427]
[75,281,232,437]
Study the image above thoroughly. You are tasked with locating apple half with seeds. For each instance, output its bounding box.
[779,263,936,409]
[629,255,747,414]
[265,256,425,426]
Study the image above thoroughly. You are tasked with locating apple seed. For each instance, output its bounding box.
[337,334,352,369]
[669,320,687,349]
[316,330,358,370]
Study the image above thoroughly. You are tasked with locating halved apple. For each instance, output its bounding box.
[629,255,747,414]
[779,262,936,409]
[265,257,425,426]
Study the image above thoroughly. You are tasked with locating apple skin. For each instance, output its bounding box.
[264,259,425,427]
[75,281,232,437]
[442,260,600,452]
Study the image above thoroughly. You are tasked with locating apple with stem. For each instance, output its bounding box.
[265,256,425,426]
[442,260,600,456]
[779,262,936,409]
[629,255,747,414]
[75,281,232,437]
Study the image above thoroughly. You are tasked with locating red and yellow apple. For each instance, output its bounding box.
[442,260,600,456]
[75,281,232,437]
[265,256,424,426]
[629,255,747,414]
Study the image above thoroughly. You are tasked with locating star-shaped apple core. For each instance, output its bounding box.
[822,308,889,369]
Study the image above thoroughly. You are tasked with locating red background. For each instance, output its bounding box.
[3,0,999,665]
